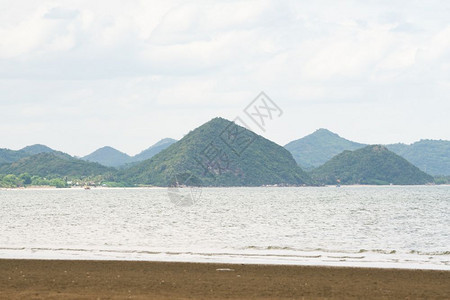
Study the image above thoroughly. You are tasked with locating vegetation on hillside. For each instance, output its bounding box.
[0,144,54,165]
[0,149,29,165]
[0,152,115,178]
[119,118,312,186]
[387,140,450,176]
[284,129,365,169]
[21,144,54,155]
[2,125,448,188]
[310,145,435,185]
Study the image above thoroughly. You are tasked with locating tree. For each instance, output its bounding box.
[19,173,32,185]
[3,174,19,187]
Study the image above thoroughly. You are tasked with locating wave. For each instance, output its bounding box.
[243,246,399,255]
[2,246,449,257]
[409,250,450,256]
[0,246,449,271]
[242,246,450,256]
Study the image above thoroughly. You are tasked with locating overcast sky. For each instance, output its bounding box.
[1,0,449,156]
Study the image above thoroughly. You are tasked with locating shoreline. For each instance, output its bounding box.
[1,259,449,299]
[0,186,167,191]
[1,250,449,271]
[1,184,449,190]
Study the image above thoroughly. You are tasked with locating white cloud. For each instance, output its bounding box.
[44,7,80,20]
[0,0,449,155]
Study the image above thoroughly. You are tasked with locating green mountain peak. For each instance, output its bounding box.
[82,146,131,168]
[120,117,312,186]
[284,129,366,169]
[310,145,434,185]
[21,144,55,155]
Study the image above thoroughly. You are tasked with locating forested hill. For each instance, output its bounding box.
[310,145,434,185]
[387,140,450,176]
[120,117,312,186]
[82,146,131,168]
[284,129,365,170]
[0,152,114,177]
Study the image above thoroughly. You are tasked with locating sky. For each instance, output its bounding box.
[1,0,449,157]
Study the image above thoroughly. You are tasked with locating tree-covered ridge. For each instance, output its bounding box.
[119,117,312,186]
[387,140,450,176]
[0,152,115,178]
[0,144,55,165]
[310,145,435,185]
[284,128,366,170]
[0,149,29,165]
[21,144,54,155]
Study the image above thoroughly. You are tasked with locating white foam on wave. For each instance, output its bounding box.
[0,247,449,271]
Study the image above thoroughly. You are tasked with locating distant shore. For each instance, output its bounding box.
[0,186,167,190]
[1,184,449,191]
[1,259,449,299]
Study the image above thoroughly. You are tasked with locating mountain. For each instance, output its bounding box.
[0,149,29,165]
[120,117,312,186]
[82,146,131,168]
[284,129,450,175]
[0,152,114,177]
[387,140,450,176]
[284,129,366,169]
[310,145,434,185]
[82,139,177,168]
[0,144,55,165]
[131,138,177,162]
[21,144,54,155]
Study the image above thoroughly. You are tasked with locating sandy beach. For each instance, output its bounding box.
[1,259,449,299]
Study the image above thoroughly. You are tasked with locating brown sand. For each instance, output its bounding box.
[0,259,449,299]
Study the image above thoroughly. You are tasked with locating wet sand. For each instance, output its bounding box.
[1,259,449,299]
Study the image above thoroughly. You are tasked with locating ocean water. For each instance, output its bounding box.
[0,186,449,270]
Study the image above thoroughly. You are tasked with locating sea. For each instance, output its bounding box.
[0,186,449,270]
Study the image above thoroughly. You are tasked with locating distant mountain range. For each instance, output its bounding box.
[119,118,312,186]
[81,138,177,167]
[284,129,365,170]
[0,139,177,169]
[386,140,450,176]
[0,151,113,177]
[310,145,434,185]
[0,144,55,165]
[285,130,450,176]
[1,119,449,186]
